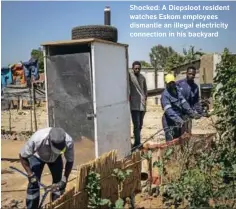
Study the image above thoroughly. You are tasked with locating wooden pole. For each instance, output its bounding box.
[148,157,153,196]
[8,101,12,132]
[32,84,38,131]
[17,96,19,112]
[29,84,33,133]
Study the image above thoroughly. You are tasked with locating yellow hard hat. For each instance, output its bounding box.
[165,74,175,84]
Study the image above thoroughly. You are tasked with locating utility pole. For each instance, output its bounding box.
[153,57,159,105]
[154,57,157,89]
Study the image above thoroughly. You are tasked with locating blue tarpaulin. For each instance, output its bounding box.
[23,58,40,86]
[23,58,40,80]
[1,67,13,88]
[1,58,40,89]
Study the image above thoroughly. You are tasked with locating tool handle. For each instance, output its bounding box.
[9,166,28,177]
[9,166,46,188]
[38,190,50,209]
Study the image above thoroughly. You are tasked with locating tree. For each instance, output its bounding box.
[183,45,205,63]
[148,45,206,86]
[165,53,185,73]
[149,45,177,88]
[140,60,152,68]
[31,47,44,72]
[149,45,176,70]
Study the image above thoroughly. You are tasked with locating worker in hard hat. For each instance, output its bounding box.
[19,127,74,209]
[161,74,201,141]
[176,66,208,134]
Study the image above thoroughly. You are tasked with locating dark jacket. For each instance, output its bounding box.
[129,71,148,111]
[161,87,194,127]
[176,78,203,114]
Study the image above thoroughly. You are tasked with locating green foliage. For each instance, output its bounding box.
[212,49,236,203]
[85,171,111,208]
[213,48,236,136]
[149,45,177,70]
[112,168,132,184]
[183,45,204,62]
[160,48,236,208]
[162,168,212,208]
[114,198,124,209]
[141,150,152,161]
[85,169,133,209]
[165,53,185,73]
[31,47,44,72]
[112,168,132,208]
[139,60,152,68]
[153,148,173,176]
[149,44,205,73]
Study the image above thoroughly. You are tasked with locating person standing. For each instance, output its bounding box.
[161,74,201,141]
[176,66,207,134]
[19,127,74,209]
[129,61,148,149]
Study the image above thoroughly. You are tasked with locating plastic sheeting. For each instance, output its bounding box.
[11,64,26,85]
[46,53,94,142]
[1,67,13,87]
[23,58,40,86]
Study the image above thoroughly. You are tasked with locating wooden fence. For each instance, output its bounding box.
[43,150,142,209]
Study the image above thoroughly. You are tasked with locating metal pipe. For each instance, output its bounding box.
[104,6,111,25]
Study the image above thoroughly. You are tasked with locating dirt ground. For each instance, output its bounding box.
[1,99,216,208]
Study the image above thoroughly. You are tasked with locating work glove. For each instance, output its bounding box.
[28,173,38,184]
[190,112,202,120]
[56,176,67,191]
[175,119,184,128]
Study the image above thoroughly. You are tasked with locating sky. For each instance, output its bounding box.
[1,1,236,67]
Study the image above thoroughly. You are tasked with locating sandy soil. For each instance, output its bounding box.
[1,103,48,133]
[1,99,216,208]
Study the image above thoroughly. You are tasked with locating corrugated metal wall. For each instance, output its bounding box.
[199,54,214,84]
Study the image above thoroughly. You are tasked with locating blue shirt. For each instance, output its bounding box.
[176,78,202,114]
[161,87,194,124]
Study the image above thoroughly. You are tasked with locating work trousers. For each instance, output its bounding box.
[164,127,182,142]
[162,115,182,142]
[26,155,63,209]
[164,118,192,141]
[131,110,145,148]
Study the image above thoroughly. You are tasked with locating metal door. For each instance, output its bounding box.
[91,42,131,159]
[46,53,95,166]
